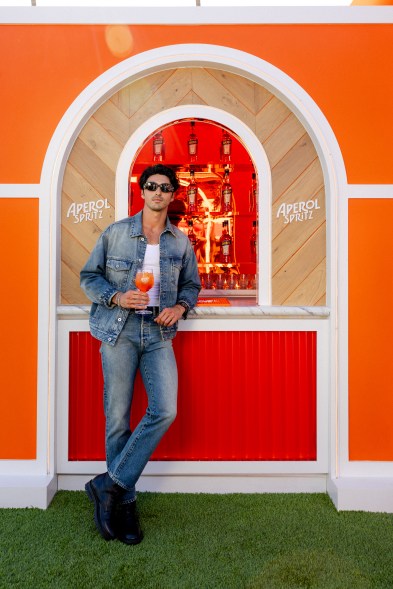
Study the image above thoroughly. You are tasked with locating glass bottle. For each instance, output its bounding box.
[187,169,198,214]
[152,130,165,162]
[187,219,198,251]
[220,220,233,264]
[220,128,232,163]
[250,220,257,261]
[221,168,233,214]
[188,121,198,163]
[249,172,257,212]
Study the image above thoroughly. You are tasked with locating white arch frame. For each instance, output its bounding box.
[44,44,345,492]
[115,105,272,305]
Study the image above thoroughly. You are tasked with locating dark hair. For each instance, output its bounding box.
[139,164,179,192]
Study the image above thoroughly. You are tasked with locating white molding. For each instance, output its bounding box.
[116,104,272,305]
[0,185,40,197]
[40,43,341,502]
[0,7,392,25]
[0,181,52,483]
[57,318,329,477]
[328,477,393,513]
[0,475,57,509]
[59,474,327,495]
[347,184,393,199]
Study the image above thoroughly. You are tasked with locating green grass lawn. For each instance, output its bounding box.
[1,491,393,588]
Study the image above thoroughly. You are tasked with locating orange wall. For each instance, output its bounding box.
[349,198,393,460]
[0,24,392,184]
[0,21,392,462]
[0,199,38,459]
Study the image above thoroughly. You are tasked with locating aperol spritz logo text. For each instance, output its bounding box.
[276,198,320,224]
[66,198,111,223]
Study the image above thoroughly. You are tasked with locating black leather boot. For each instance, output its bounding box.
[115,501,143,545]
[85,472,124,540]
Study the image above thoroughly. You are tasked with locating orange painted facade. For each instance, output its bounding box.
[349,199,393,460]
[0,199,38,459]
[0,25,392,184]
[0,18,392,465]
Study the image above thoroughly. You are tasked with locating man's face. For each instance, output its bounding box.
[141,174,175,212]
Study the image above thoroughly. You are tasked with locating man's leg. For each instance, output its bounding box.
[108,337,178,493]
[85,326,140,540]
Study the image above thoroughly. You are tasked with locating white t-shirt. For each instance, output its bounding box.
[142,244,160,306]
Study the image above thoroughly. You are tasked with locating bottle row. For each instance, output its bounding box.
[153,121,234,165]
[199,271,257,291]
[186,217,257,265]
[185,167,257,216]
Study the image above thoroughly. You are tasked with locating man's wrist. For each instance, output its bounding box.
[175,301,189,316]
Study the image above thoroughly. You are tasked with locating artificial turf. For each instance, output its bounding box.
[1,491,392,588]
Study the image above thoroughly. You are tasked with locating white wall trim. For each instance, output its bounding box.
[0,185,40,197]
[347,184,393,199]
[1,6,392,25]
[116,105,272,305]
[0,182,51,481]
[60,474,327,496]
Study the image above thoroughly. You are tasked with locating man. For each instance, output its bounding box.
[80,164,201,545]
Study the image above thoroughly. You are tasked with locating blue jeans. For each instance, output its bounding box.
[100,311,178,503]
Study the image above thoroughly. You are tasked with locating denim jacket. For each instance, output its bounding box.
[80,211,201,345]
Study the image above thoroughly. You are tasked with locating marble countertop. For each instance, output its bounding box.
[57,300,330,320]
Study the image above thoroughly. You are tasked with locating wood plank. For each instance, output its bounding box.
[282,258,326,306]
[256,96,292,143]
[205,68,256,113]
[271,135,319,200]
[314,292,327,306]
[254,83,273,112]
[272,208,325,268]
[177,90,207,106]
[79,117,123,173]
[61,191,111,253]
[272,188,326,274]
[126,69,175,118]
[68,138,115,201]
[273,157,323,208]
[272,224,326,305]
[272,165,325,240]
[61,260,89,305]
[264,113,307,168]
[129,69,193,134]
[93,99,130,146]
[61,224,95,280]
[191,68,256,131]
[110,85,132,118]
[62,163,110,207]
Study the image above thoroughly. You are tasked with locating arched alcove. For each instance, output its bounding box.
[51,44,340,487]
[60,65,326,307]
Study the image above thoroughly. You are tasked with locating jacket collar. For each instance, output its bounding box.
[129,210,176,238]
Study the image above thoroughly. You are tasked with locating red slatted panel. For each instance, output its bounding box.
[68,331,316,461]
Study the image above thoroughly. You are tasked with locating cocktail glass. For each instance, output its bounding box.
[134,267,154,315]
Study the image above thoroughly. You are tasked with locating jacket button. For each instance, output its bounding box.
[117,317,122,322]
[108,337,112,342]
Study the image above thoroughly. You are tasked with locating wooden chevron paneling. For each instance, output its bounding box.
[61,66,326,306]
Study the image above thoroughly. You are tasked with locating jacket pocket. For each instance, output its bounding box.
[106,258,132,289]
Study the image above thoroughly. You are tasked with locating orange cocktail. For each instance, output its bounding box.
[135,270,154,292]
[135,267,154,314]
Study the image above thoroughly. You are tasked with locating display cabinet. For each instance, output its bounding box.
[128,119,258,303]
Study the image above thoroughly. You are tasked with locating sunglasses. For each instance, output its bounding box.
[143,182,174,193]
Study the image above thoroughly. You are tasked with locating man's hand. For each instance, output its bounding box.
[116,289,149,310]
[154,304,185,326]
